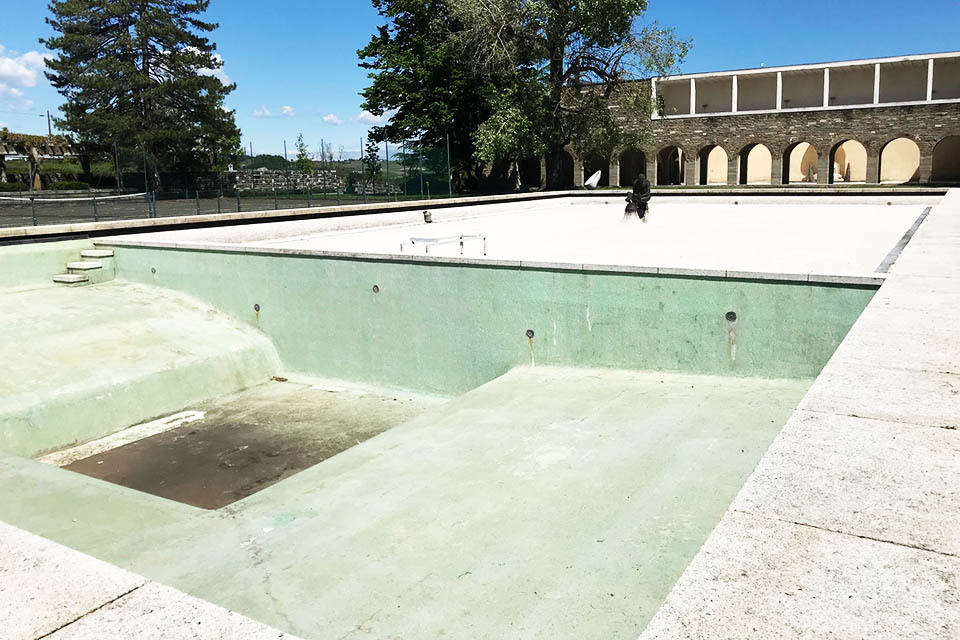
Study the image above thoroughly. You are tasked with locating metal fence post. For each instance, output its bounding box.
[273,188,278,210]
[92,194,98,222]
[195,190,200,215]
[236,192,241,213]
[307,185,311,208]
[30,195,37,226]
[217,190,222,214]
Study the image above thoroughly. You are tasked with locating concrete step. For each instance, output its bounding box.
[80,249,114,259]
[66,260,103,271]
[53,273,89,285]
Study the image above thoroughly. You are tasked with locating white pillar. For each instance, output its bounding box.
[732,75,738,113]
[873,63,881,104]
[776,72,783,110]
[823,68,830,107]
[927,59,935,101]
[651,78,658,117]
[690,78,696,115]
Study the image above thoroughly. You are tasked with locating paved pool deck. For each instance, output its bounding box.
[639,190,960,638]
[101,195,936,281]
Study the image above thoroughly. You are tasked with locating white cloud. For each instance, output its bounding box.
[322,113,342,125]
[0,47,51,103]
[280,105,295,117]
[197,53,231,85]
[353,110,388,125]
[252,106,271,118]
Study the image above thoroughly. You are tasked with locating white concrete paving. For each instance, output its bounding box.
[638,189,960,638]
[0,521,299,640]
[105,196,931,278]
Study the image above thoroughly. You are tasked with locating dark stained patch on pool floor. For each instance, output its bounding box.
[63,380,442,509]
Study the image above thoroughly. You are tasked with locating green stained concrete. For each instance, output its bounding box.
[0,367,810,639]
[0,239,93,291]
[110,246,876,393]
[0,281,282,457]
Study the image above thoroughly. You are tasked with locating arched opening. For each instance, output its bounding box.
[657,146,684,186]
[782,142,819,184]
[932,136,960,184]
[619,149,647,186]
[829,140,867,184]
[738,143,772,185]
[697,145,728,185]
[517,157,542,189]
[583,155,610,187]
[558,149,575,188]
[879,138,920,184]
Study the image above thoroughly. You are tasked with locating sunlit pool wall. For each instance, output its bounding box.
[111,246,876,394]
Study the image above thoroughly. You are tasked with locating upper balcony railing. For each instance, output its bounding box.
[652,51,960,119]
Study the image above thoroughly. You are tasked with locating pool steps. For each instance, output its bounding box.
[52,248,115,286]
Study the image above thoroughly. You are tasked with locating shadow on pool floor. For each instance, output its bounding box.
[56,378,446,509]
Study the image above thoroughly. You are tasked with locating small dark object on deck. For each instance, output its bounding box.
[372,284,380,293]
[526,329,535,339]
[625,176,652,219]
[423,210,432,223]
[271,376,288,382]
[726,311,738,322]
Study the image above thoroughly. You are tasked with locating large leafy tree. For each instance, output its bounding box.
[42,0,242,178]
[448,0,690,189]
[358,0,500,190]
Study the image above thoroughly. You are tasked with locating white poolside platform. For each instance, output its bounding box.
[105,195,936,280]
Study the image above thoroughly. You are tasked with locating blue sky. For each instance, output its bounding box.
[1,0,958,159]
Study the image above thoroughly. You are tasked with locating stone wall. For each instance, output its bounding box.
[564,82,960,186]
[224,169,341,193]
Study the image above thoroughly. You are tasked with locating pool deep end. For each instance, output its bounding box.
[111,245,877,393]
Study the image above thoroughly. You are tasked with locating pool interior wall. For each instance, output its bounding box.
[111,245,876,394]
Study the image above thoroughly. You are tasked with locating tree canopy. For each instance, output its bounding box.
[357,0,500,189]
[42,0,243,176]
[359,0,690,190]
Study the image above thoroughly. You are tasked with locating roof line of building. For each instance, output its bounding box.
[654,50,960,82]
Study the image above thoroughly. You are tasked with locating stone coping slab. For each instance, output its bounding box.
[638,511,959,640]
[0,521,299,640]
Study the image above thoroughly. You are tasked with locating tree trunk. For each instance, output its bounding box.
[546,144,564,190]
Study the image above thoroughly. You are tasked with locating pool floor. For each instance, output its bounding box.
[48,379,443,509]
[0,366,809,639]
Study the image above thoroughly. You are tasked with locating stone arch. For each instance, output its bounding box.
[558,148,575,188]
[878,138,920,184]
[782,142,819,184]
[932,136,960,183]
[829,140,867,184]
[583,155,610,187]
[738,143,772,185]
[656,145,684,186]
[697,144,728,185]
[619,149,647,185]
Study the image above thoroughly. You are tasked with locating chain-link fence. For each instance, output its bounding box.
[0,140,471,228]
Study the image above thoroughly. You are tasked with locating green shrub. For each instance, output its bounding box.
[0,182,29,192]
[52,181,90,190]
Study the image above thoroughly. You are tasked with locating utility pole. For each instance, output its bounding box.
[385,141,390,201]
[46,110,52,136]
[283,140,288,163]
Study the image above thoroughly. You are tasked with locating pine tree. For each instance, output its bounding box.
[42,0,242,176]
